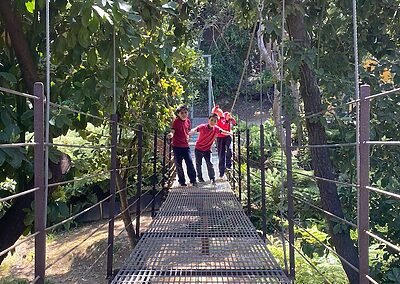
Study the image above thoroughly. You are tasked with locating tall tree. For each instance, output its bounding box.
[285,1,359,282]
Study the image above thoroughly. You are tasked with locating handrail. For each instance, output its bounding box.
[47,170,110,187]
[367,185,400,200]
[347,86,400,105]
[366,231,400,254]
[290,193,357,228]
[290,217,359,273]
[0,86,38,100]
[0,142,37,149]
[0,232,39,257]
[49,102,111,123]
[45,194,112,232]
[366,141,400,146]
[291,143,356,149]
[0,187,39,203]
[269,221,332,284]
[365,87,400,100]
[46,142,111,149]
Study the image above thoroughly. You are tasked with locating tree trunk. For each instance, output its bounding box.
[116,170,137,248]
[285,1,359,283]
[0,0,37,94]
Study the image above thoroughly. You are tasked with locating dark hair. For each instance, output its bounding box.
[208,113,219,120]
[175,105,188,115]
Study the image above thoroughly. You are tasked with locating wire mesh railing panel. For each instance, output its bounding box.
[112,183,290,283]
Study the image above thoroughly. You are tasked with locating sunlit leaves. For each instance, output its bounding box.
[118,0,132,12]
[93,5,113,24]
[25,0,35,13]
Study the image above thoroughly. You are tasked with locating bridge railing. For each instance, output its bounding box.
[0,83,175,283]
[230,84,400,283]
[0,84,45,283]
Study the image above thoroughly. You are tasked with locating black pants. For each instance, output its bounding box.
[195,149,215,180]
[216,136,232,177]
[173,147,196,185]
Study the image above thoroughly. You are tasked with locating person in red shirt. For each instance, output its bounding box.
[189,113,232,184]
[167,105,197,186]
[216,111,237,178]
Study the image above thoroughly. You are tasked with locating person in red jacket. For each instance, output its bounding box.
[216,111,236,178]
[167,105,197,186]
[189,113,232,184]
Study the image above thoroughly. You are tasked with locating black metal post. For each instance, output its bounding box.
[285,117,295,279]
[260,124,266,241]
[162,133,167,197]
[246,128,251,216]
[106,113,118,279]
[34,82,45,284]
[358,85,370,283]
[232,132,236,192]
[151,130,158,218]
[168,139,172,183]
[238,129,242,202]
[135,125,143,238]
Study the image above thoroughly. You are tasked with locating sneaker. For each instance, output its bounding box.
[216,175,224,181]
[211,178,216,185]
[179,183,188,187]
[191,182,198,187]
[198,178,205,183]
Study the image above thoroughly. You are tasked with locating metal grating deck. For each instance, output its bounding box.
[112,182,291,283]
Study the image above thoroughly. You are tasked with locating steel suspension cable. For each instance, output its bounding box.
[278,0,288,274]
[258,1,264,125]
[44,0,51,222]
[230,18,258,113]
[268,221,332,284]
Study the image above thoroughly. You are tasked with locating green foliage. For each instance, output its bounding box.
[268,237,348,284]
[0,0,399,281]
[0,278,29,284]
[0,0,208,239]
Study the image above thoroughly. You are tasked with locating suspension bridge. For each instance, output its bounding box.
[1,81,400,284]
[1,0,400,283]
[111,130,289,283]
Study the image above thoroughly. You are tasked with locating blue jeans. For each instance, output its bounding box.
[195,149,215,180]
[217,136,232,177]
[173,147,196,185]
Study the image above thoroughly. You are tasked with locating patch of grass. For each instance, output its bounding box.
[0,277,56,284]
[0,278,28,284]
[46,232,57,243]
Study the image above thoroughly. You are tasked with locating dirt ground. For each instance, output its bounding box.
[0,214,153,284]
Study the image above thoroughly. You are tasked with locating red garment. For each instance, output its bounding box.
[212,105,224,118]
[216,117,236,138]
[171,117,191,148]
[195,124,221,151]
